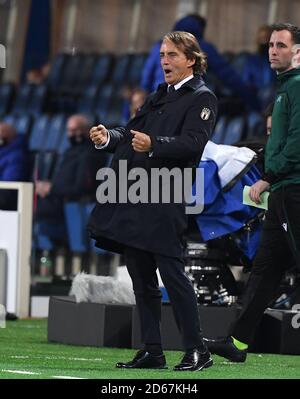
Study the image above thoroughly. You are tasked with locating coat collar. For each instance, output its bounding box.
[277,67,300,83]
[152,75,205,105]
[128,75,206,123]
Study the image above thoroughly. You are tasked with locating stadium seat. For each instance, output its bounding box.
[89,54,114,87]
[64,202,90,252]
[211,116,227,144]
[127,53,148,86]
[76,54,98,91]
[223,116,245,145]
[111,54,132,85]
[246,111,265,139]
[46,53,69,91]
[15,114,33,136]
[29,84,48,115]
[29,114,51,151]
[77,84,99,115]
[43,114,66,151]
[231,51,251,74]
[11,83,35,115]
[59,53,84,94]
[94,83,114,117]
[103,97,125,127]
[258,84,276,110]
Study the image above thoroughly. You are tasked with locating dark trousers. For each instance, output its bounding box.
[233,184,300,344]
[124,246,206,352]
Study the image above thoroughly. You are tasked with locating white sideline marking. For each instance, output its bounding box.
[67,357,102,362]
[10,355,102,362]
[2,369,86,379]
[52,375,87,379]
[1,369,41,375]
[45,356,102,362]
[10,356,29,359]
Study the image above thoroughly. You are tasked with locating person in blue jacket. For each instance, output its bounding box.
[141,14,259,110]
[0,122,30,210]
[242,25,276,89]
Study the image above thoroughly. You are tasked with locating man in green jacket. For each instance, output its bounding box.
[206,22,300,362]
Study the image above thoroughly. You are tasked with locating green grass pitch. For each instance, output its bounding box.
[0,319,300,379]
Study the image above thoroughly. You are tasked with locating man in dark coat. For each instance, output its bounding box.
[35,114,110,217]
[89,31,218,371]
[34,114,110,247]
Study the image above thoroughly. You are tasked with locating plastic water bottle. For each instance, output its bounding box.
[0,304,6,328]
[40,250,52,277]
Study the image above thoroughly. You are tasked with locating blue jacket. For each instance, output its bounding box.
[140,15,259,110]
[242,53,276,89]
[0,135,29,181]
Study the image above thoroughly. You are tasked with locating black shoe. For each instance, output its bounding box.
[204,337,247,363]
[173,349,213,371]
[116,349,167,369]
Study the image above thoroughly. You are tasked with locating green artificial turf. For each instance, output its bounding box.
[0,319,300,379]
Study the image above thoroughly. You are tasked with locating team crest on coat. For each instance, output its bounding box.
[200,107,211,120]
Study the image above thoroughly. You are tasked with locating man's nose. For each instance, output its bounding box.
[270,47,277,55]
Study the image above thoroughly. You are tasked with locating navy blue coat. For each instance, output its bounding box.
[88,76,218,257]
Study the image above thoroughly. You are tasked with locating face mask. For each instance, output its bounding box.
[69,135,85,146]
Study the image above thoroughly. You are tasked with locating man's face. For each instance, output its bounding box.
[67,119,86,142]
[160,39,195,85]
[0,124,14,145]
[269,30,294,73]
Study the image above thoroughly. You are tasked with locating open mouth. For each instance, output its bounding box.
[164,69,172,75]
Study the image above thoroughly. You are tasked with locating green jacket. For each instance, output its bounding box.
[265,68,300,191]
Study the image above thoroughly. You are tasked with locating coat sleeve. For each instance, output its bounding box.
[149,92,218,161]
[104,127,126,152]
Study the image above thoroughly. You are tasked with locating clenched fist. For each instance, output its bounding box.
[131,129,152,152]
[90,124,109,146]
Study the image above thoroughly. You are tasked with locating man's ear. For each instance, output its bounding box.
[292,44,300,68]
[187,58,196,69]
